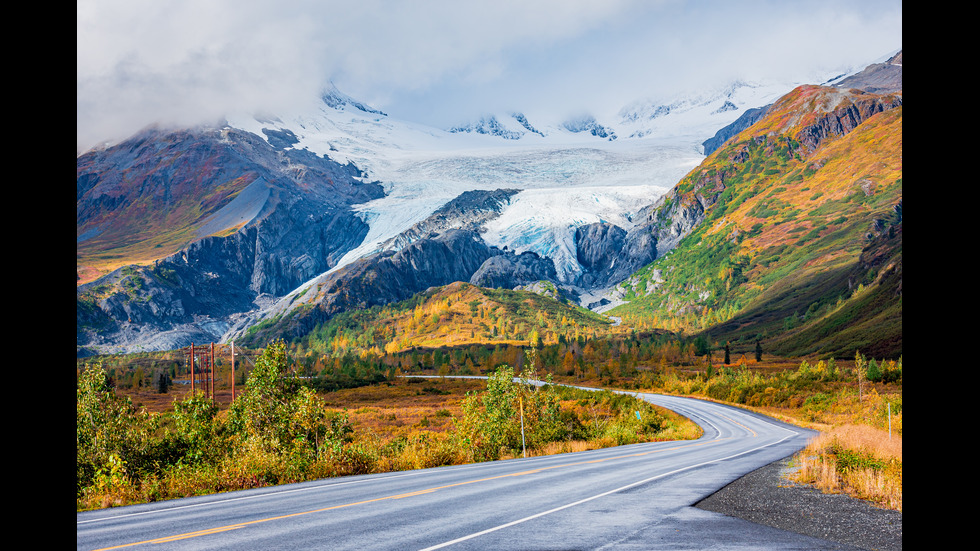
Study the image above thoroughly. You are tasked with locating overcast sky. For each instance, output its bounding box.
[77,0,902,153]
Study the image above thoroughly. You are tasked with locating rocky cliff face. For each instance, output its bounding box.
[249,228,504,343]
[573,222,658,289]
[77,125,385,355]
[380,189,520,252]
[791,89,903,156]
[470,250,557,290]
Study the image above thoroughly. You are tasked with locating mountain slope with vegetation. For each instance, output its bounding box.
[241,281,623,355]
[609,83,902,358]
[76,125,385,354]
[76,125,381,284]
[235,69,903,361]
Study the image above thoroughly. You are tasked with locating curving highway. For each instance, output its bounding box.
[77,392,857,550]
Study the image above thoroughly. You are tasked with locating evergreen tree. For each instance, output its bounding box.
[156,371,171,394]
[866,358,882,382]
[724,342,731,365]
[754,340,763,362]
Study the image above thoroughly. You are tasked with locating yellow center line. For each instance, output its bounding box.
[391,489,437,499]
[148,525,247,543]
[91,438,727,551]
[716,413,757,436]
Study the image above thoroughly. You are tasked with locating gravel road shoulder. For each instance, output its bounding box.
[695,456,902,550]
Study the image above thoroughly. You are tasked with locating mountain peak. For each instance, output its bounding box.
[830,49,902,95]
[449,114,526,140]
[447,112,549,140]
[321,84,387,116]
[561,115,617,141]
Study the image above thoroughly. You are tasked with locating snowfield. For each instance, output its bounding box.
[225,75,825,296]
[336,141,702,280]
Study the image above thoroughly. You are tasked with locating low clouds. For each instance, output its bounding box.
[77,0,901,153]
[77,0,337,151]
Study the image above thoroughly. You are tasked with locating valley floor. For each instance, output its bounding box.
[697,456,902,551]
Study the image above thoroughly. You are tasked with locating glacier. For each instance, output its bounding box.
[224,74,827,307]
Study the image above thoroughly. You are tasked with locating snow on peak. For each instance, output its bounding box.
[224,78,813,291]
[449,114,530,140]
[615,79,793,141]
[447,111,554,141]
[560,114,617,141]
[320,83,387,116]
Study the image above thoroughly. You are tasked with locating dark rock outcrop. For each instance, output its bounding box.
[470,250,557,289]
[572,220,662,289]
[381,189,519,251]
[326,229,496,309]
[702,104,772,156]
[77,124,385,354]
[261,229,502,342]
[575,223,626,275]
[794,92,903,156]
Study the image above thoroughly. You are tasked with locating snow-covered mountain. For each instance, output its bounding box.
[226,76,824,291]
[448,113,544,140]
[79,61,872,354]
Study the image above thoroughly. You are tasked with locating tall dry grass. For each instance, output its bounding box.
[791,424,902,511]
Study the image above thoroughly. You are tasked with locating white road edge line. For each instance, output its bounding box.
[75,470,431,525]
[76,434,689,525]
[418,432,797,551]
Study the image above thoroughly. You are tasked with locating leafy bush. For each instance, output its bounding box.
[77,341,364,510]
[77,363,160,500]
[456,360,563,461]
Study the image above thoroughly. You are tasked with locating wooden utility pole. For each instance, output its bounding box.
[210,342,215,401]
[231,340,236,401]
[190,343,195,394]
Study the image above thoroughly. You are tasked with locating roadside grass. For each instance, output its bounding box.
[551,354,903,512]
[80,373,698,510]
[328,377,703,470]
[83,354,900,512]
[791,424,902,511]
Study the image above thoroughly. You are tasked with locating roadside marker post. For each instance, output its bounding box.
[519,394,526,458]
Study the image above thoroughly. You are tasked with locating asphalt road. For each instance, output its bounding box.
[77,393,859,550]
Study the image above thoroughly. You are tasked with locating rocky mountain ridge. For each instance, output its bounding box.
[77,51,901,356]
[607,60,902,357]
[77,125,385,354]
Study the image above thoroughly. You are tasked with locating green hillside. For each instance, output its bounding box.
[242,281,623,356]
[609,86,902,358]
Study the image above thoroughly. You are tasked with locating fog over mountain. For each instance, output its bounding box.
[77,1,902,355]
[77,0,902,154]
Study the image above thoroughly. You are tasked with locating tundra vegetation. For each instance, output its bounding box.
[76,340,697,510]
[78,330,901,512]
